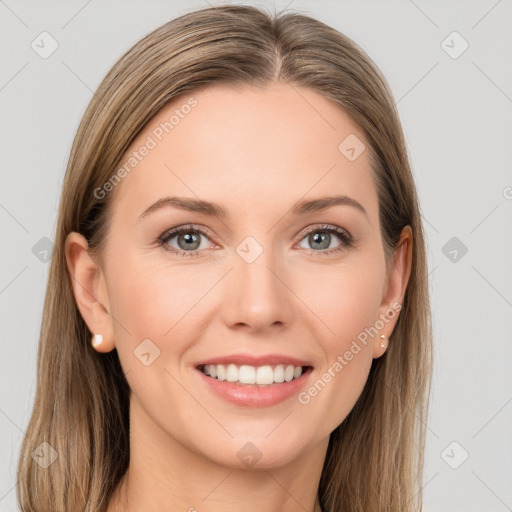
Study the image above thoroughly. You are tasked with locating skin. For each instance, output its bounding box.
[65,82,412,512]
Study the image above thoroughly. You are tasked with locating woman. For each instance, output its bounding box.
[17,4,432,511]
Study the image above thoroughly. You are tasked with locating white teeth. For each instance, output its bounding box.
[201,363,305,385]
[238,365,256,384]
[256,366,274,385]
[274,364,285,383]
[216,365,226,381]
[226,364,238,382]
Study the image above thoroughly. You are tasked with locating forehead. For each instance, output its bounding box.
[109,82,378,222]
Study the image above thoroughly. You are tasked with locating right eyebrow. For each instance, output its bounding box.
[139,196,228,220]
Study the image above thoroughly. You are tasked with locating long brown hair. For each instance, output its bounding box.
[17,5,432,511]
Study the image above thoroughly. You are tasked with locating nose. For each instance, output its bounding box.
[219,239,295,332]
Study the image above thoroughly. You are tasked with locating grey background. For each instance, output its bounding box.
[1,1,511,510]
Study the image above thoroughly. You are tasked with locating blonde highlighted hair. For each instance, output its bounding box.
[17,5,432,511]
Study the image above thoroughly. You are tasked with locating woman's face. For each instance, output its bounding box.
[73,82,410,470]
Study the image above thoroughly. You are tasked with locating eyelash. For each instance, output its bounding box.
[157,223,354,257]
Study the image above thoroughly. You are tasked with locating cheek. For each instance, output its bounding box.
[105,249,225,381]
[104,244,195,362]
[292,253,384,429]
[297,252,385,348]
[334,270,383,343]
[105,254,204,416]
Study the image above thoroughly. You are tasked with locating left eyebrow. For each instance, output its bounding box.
[290,195,369,220]
[138,194,369,221]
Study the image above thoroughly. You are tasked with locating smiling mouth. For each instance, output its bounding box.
[197,363,313,387]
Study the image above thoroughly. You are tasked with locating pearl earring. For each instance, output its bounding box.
[92,334,103,348]
[379,334,386,348]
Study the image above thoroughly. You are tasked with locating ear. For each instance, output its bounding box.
[372,225,413,358]
[64,232,115,353]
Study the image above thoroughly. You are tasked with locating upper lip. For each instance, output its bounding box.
[195,353,313,368]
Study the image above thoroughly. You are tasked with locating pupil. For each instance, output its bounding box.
[179,232,200,250]
[311,232,329,250]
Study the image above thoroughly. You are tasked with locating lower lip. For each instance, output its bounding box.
[195,367,313,407]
